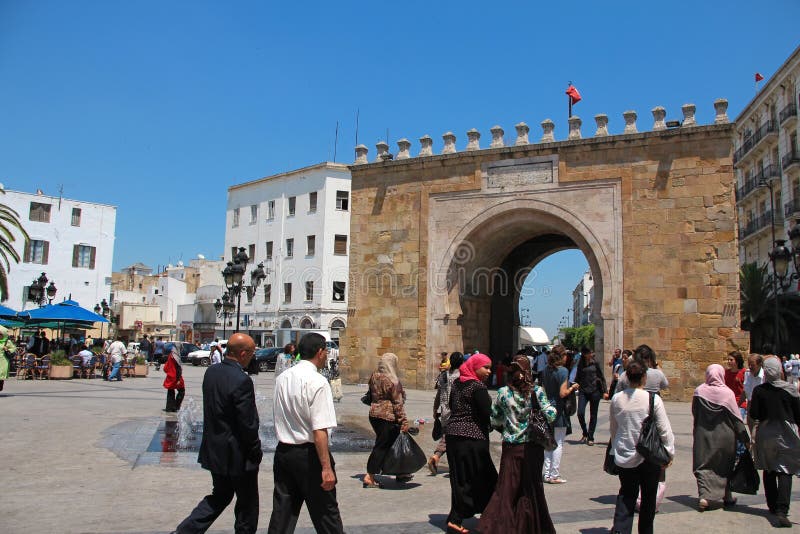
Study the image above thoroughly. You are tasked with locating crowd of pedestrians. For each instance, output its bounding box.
[164,332,800,534]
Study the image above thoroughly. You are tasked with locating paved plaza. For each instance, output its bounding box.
[1,365,797,533]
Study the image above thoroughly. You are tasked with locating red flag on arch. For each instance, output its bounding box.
[755,72,764,82]
[566,84,582,104]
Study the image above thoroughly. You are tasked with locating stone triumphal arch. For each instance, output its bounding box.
[341,103,748,400]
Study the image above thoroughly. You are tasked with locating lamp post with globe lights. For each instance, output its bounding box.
[221,247,268,334]
[213,292,236,339]
[27,272,57,307]
[766,219,800,354]
[93,299,110,340]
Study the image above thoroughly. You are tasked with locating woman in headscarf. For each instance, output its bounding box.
[162,343,185,412]
[363,352,409,488]
[749,356,800,528]
[692,363,749,511]
[444,353,497,534]
[428,351,465,475]
[479,355,557,534]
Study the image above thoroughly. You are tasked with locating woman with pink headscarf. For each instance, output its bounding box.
[692,363,749,511]
[444,353,498,534]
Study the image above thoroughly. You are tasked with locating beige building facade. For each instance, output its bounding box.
[341,103,748,400]
[734,45,800,278]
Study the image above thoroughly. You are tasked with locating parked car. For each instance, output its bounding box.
[187,340,227,366]
[252,347,281,372]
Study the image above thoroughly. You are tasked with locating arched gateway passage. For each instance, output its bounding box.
[342,120,748,400]
[437,203,612,365]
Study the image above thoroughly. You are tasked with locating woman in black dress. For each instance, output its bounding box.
[445,353,498,534]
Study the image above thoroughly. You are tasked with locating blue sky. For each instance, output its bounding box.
[1,0,798,340]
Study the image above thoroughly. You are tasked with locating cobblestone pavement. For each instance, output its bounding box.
[1,365,797,533]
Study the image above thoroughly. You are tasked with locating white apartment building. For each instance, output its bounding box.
[223,162,350,346]
[734,45,800,285]
[8,187,116,312]
[572,269,594,327]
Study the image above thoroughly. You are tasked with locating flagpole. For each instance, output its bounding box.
[568,81,572,118]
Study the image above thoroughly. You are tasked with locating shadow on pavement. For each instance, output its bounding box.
[589,494,618,505]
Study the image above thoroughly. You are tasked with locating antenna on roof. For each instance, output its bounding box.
[355,109,360,147]
[333,121,339,163]
[58,184,64,209]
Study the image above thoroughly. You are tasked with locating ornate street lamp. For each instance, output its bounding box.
[27,272,56,307]
[94,298,110,339]
[214,291,236,338]
[221,248,269,335]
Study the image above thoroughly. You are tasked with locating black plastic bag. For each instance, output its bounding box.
[636,393,671,466]
[381,431,427,475]
[564,390,577,416]
[730,449,760,495]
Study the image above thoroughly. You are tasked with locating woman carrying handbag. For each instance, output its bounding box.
[609,361,675,534]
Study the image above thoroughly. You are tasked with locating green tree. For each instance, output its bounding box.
[0,186,29,301]
[559,324,595,351]
[740,261,800,353]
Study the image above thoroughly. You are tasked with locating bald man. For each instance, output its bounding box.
[174,333,262,534]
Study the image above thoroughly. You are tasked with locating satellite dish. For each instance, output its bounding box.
[197,254,205,259]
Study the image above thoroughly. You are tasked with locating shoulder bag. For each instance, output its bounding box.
[635,392,671,466]
[529,391,557,451]
[604,442,620,475]
[360,387,372,405]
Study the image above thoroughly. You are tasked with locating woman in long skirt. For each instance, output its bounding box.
[445,353,497,534]
[479,355,557,534]
[692,364,749,510]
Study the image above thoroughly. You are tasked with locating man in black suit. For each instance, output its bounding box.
[174,333,262,534]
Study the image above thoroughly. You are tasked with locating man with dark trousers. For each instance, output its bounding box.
[173,333,262,534]
[268,332,344,533]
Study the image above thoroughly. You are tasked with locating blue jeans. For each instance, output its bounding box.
[577,390,602,440]
[108,361,122,381]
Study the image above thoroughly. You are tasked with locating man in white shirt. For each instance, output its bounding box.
[105,337,127,382]
[268,333,343,534]
[742,353,765,421]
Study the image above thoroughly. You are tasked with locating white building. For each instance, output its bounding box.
[8,187,116,312]
[223,162,350,346]
[572,269,594,327]
[734,45,800,284]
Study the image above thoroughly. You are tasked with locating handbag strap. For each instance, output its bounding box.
[648,391,655,416]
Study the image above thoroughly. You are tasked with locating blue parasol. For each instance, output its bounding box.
[16,299,109,324]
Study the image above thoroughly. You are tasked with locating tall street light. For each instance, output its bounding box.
[767,219,800,355]
[222,247,268,334]
[28,272,57,307]
[213,291,236,339]
[760,178,780,353]
[93,298,110,339]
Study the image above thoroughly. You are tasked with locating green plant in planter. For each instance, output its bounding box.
[135,355,146,364]
[49,351,72,366]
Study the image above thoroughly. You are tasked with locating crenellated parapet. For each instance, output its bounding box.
[352,99,731,163]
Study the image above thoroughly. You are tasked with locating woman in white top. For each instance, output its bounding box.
[609,361,675,534]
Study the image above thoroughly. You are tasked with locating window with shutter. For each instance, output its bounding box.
[288,196,296,216]
[286,239,294,258]
[232,208,240,227]
[309,191,317,212]
[72,245,79,267]
[29,202,52,222]
[334,235,347,255]
[71,208,81,226]
[73,245,96,269]
[249,243,255,262]
[307,235,315,256]
[266,241,273,260]
[264,284,271,304]
[305,281,314,301]
[284,283,292,303]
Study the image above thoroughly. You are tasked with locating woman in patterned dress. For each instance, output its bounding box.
[479,355,557,534]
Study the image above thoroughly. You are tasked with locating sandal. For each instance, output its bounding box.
[446,522,470,534]
[362,481,383,489]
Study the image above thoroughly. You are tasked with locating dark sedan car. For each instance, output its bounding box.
[248,347,281,373]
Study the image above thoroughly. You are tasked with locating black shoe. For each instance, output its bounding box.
[775,515,792,528]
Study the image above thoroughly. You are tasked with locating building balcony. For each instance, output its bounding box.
[739,210,784,241]
[735,164,780,203]
[785,197,800,219]
[783,151,800,173]
[734,121,778,166]
[779,102,797,127]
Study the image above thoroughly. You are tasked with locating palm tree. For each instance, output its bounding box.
[0,185,29,302]
[740,261,800,353]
